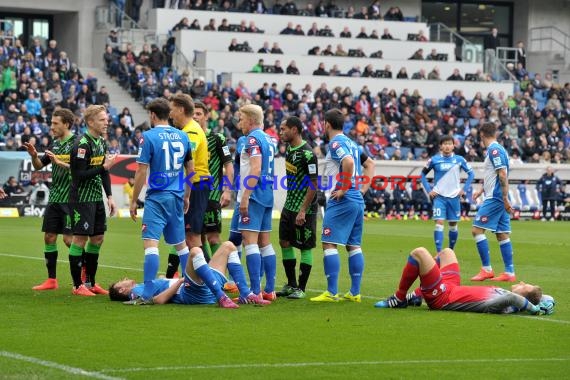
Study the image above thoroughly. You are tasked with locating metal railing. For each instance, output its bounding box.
[529,26,570,63]
[429,22,516,83]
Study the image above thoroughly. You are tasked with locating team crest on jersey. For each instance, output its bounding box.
[77,148,86,159]
[323,227,331,236]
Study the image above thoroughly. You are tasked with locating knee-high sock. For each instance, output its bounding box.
[44,243,58,279]
[434,224,444,252]
[281,246,297,288]
[227,250,251,297]
[323,248,340,295]
[244,244,261,294]
[84,242,101,286]
[499,238,514,274]
[69,243,84,288]
[448,225,458,249]
[348,248,364,296]
[298,249,313,291]
[143,247,160,300]
[475,234,492,270]
[395,256,420,301]
[192,251,225,300]
[260,244,276,293]
[177,246,189,277]
[166,246,180,278]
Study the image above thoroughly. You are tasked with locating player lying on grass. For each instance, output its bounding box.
[375,247,555,315]
[108,242,270,308]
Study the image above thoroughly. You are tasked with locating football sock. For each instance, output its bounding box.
[434,224,444,252]
[229,231,242,247]
[323,248,340,295]
[227,250,250,297]
[84,242,101,286]
[281,246,297,287]
[143,247,160,300]
[192,250,225,299]
[210,243,221,256]
[448,225,458,249]
[395,255,420,301]
[260,244,276,293]
[299,249,313,291]
[166,247,180,278]
[499,238,514,274]
[44,243,58,279]
[177,246,189,277]
[202,241,212,259]
[475,234,491,268]
[245,244,261,294]
[69,243,84,288]
[348,248,364,296]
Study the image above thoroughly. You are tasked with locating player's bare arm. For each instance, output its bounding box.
[23,142,45,170]
[45,150,70,170]
[220,161,234,208]
[130,163,148,221]
[497,168,512,213]
[360,156,374,195]
[153,278,184,304]
[240,155,261,217]
[184,159,194,214]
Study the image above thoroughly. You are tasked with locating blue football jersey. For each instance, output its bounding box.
[137,125,192,196]
[322,134,363,202]
[237,128,276,207]
[132,279,185,303]
[483,142,510,201]
[421,153,474,198]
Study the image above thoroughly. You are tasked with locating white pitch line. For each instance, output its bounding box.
[0,351,124,380]
[101,357,570,373]
[2,252,569,325]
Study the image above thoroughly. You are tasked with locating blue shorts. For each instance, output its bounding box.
[321,198,364,246]
[178,269,227,305]
[238,199,272,232]
[229,201,240,233]
[433,196,461,222]
[142,195,185,245]
[473,198,511,233]
[184,182,210,233]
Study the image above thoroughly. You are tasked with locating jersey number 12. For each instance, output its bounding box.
[162,141,184,171]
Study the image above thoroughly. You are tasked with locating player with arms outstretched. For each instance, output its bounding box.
[471,122,516,282]
[237,104,277,302]
[68,105,117,296]
[277,116,318,299]
[25,108,76,290]
[421,135,474,253]
[311,108,365,303]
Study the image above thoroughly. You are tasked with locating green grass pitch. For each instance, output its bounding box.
[0,217,569,379]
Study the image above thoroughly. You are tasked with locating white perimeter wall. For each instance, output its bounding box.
[149,8,429,39]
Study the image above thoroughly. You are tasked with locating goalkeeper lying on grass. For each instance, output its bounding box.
[375,247,555,315]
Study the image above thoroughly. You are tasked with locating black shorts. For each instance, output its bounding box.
[42,203,72,235]
[70,201,107,236]
[279,208,317,250]
[203,200,222,234]
[184,182,210,233]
